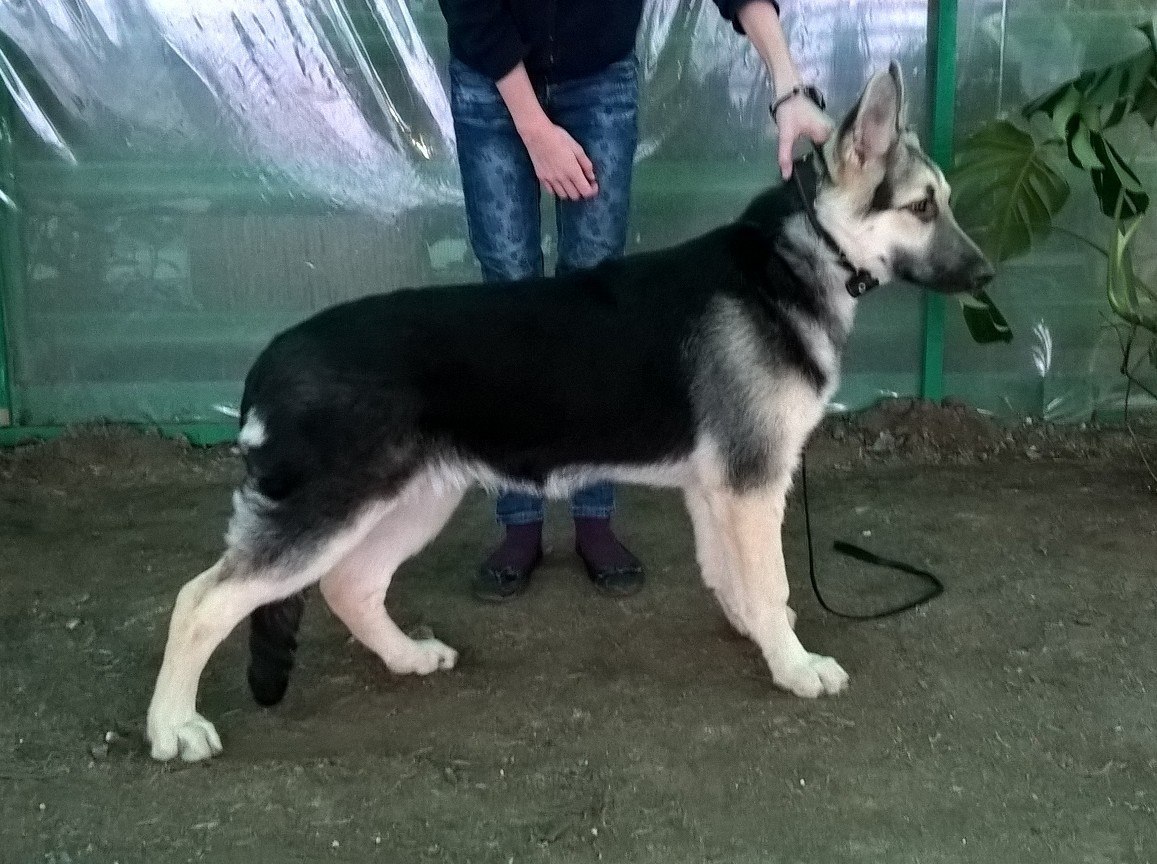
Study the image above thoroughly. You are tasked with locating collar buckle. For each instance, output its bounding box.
[846,269,879,298]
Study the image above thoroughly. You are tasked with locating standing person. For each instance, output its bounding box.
[439,0,833,602]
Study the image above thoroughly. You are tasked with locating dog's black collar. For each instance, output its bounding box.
[792,153,880,299]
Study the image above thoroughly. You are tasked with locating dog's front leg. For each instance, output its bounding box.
[705,483,847,698]
[684,487,751,636]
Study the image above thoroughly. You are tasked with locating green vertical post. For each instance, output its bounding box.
[922,0,957,403]
[0,257,10,427]
[0,109,14,427]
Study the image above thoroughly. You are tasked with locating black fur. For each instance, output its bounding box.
[869,176,893,212]
[237,173,836,565]
[247,591,306,706]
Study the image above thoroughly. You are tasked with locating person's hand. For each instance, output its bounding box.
[775,93,834,179]
[520,120,598,200]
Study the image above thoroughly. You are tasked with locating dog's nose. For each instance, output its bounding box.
[971,260,995,292]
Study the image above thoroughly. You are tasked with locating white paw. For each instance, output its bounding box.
[389,638,458,676]
[147,711,223,762]
[773,652,849,698]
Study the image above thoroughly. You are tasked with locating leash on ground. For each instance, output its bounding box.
[799,453,944,620]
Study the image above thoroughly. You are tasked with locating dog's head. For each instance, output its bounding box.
[814,63,993,294]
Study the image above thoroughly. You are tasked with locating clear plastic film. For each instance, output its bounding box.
[0,0,929,426]
[949,0,1157,421]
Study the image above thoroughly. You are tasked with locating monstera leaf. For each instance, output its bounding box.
[1106,218,1157,334]
[950,120,1071,264]
[1025,21,1157,130]
[959,289,1013,344]
[1023,21,1156,218]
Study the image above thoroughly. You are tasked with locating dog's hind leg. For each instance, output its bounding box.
[146,504,389,762]
[703,480,847,698]
[319,478,464,676]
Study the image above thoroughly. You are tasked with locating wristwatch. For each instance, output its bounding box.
[770,84,826,122]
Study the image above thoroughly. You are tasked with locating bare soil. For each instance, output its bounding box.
[2,403,1156,863]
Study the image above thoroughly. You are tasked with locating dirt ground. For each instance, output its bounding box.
[2,402,1157,864]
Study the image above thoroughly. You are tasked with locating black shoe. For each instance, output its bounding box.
[576,546,645,597]
[573,517,645,597]
[474,539,543,603]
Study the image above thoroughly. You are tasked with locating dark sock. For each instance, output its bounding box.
[483,522,543,573]
[574,517,639,570]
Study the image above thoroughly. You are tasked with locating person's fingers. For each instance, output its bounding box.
[562,150,597,198]
[811,113,835,145]
[557,175,583,201]
[575,148,596,183]
[778,132,794,179]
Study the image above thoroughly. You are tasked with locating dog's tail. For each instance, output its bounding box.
[247,592,307,706]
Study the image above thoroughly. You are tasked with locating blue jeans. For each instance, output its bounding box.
[450,56,639,527]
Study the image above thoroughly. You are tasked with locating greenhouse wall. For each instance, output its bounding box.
[0,0,1152,439]
[950,0,1157,421]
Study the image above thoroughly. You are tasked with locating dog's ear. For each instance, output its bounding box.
[839,62,903,169]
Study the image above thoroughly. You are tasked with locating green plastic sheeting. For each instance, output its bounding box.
[0,0,1148,444]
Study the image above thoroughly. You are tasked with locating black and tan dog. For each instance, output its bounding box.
[147,64,992,761]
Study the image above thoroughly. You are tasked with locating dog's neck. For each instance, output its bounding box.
[773,216,859,356]
[737,168,860,352]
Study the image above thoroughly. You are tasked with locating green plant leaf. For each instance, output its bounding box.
[1089,131,1150,219]
[1065,116,1103,171]
[1025,31,1157,132]
[959,289,1013,344]
[950,120,1070,263]
[1107,218,1157,335]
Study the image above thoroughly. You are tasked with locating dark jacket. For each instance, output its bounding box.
[437,0,779,82]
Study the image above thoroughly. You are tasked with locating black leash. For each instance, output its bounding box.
[799,452,944,620]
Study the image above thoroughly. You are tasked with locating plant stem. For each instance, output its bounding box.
[1050,226,1108,258]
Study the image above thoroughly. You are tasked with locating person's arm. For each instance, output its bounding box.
[733,1,835,178]
[438,0,595,200]
[495,64,597,201]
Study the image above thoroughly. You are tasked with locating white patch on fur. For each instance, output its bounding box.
[543,461,691,496]
[425,455,692,501]
[238,411,266,450]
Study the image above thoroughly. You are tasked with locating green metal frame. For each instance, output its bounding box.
[0,255,11,428]
[0,108,16,427]
[922,0,958,403]
[0,422,237,447]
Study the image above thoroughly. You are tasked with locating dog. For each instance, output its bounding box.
[145,63,992,761]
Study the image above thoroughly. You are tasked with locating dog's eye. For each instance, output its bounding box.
[906,198,936,220]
